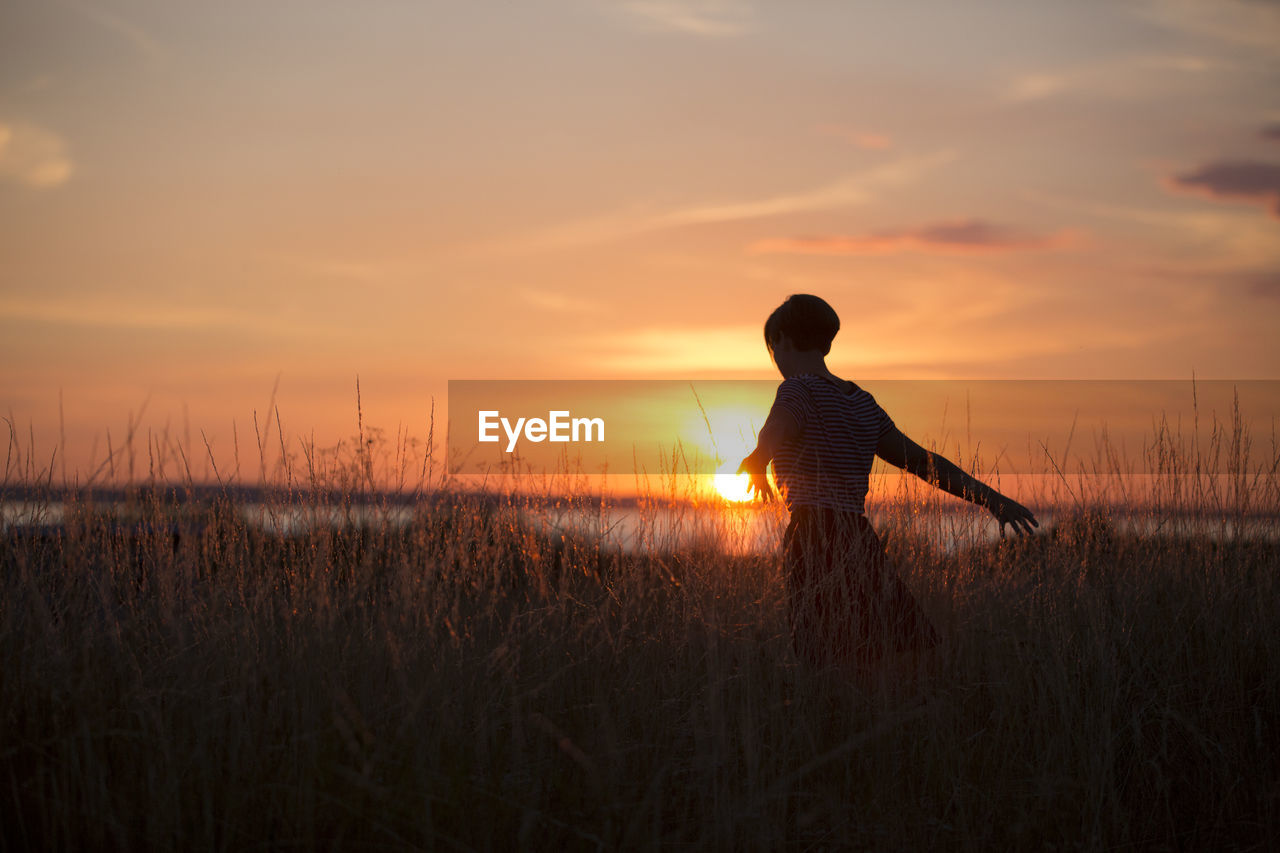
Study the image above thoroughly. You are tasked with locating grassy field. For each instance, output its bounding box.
[3,418,1279,850]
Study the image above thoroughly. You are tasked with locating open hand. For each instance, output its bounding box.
[737,451,774,502]
[988,492,1038,538]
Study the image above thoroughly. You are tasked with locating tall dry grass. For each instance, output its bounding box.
[1,398,1278,851]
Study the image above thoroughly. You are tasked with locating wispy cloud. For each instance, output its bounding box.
[652,175,877,228]
[1132,0,1280,52]
[520,289,600,314]
[1027,191,1280,269]
[751,219,1077,256]
[816,126,893,150]
[0,298,277,334]
[616,0,754,36]
[584,307,1174,377]
[588,324,765,373]
[1005,54,1217,103]
[62,0,166,67]
[1167,160,1280,218]
[503,151,955,252]
[262,252,393,283]
[0,120,73,188]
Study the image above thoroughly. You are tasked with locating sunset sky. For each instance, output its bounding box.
[2,0,1278,483]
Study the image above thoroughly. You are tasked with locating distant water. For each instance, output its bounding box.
[4,499,1277,557]
[520,505,1280,556]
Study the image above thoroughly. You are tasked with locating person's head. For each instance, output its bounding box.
[764,294,840,357]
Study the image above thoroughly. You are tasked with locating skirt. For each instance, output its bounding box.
[784,506,939,669]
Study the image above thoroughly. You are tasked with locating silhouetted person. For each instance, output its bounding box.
[739,294,1037,673]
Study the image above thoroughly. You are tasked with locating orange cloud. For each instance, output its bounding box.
[0,120,73,188]
[750,219,1076,255]
[816,125,893,149]
[619,1,752,37]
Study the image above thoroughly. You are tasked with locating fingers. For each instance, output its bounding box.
[993,499,1039,537]
[738,454,774,502]
[1013,505,1039,535]
[1006,510,1037,536]
[752,479,774,502]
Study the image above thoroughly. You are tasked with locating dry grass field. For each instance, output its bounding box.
[2,412,1278,851]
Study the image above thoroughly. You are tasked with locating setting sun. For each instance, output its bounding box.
[713,466,755,503]
[680,400,768,505]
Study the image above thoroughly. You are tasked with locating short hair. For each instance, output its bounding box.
[764,294,840,355]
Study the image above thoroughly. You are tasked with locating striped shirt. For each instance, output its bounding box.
[769,374,896,514]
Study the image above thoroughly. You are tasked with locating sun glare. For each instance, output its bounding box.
[677,399,770,504]
[714,467,754,503]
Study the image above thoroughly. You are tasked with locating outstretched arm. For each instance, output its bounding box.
[736,407,800,501]
[876,426,1038,536]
